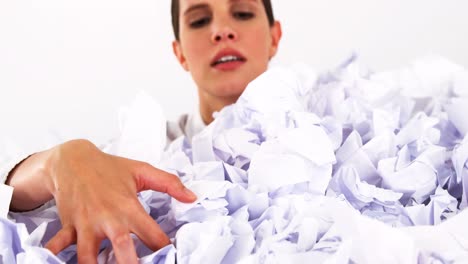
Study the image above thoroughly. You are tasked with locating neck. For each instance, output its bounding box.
[198,91,237,125]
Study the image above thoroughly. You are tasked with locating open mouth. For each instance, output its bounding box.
[211,55,246,67]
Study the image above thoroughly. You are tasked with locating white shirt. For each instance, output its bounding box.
[167,111,206,145]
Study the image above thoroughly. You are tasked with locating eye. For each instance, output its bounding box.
[233,11,255,20]
[189,16,211,28]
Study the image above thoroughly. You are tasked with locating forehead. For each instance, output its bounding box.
[179,0,260,12]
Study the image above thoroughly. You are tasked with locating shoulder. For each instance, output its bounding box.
[166,112,206,144]
[166,113,189,143]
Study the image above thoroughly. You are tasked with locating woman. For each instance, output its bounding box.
[4,0,282,263]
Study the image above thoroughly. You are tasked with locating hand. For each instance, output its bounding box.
[23,139,195,264]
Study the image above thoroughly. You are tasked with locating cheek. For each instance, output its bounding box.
[243,26,272,61]
[182,34,210,68]
[246,40,271,73]
[186,49,202,69]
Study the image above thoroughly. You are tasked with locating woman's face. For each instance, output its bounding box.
[173,0,282,107]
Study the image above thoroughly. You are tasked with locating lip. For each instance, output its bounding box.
[211,48,247,71]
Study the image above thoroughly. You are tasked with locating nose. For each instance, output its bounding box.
[211,26,238,43]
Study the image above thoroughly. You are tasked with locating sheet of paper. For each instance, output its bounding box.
[0,184,13,219]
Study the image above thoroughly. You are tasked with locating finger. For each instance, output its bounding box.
[45,226,77,255]
[104,224,138,264]
[133,162,197,203]
[129,206,171,251]
[76,228,100,264]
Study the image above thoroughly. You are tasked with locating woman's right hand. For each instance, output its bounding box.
[7,139,197,264]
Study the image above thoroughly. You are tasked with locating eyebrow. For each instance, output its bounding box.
[183,3,210,17]
[183,0,258,16]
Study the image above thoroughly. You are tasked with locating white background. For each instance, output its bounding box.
[0,0,467,145]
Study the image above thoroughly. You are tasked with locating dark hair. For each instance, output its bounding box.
[171,0,275,40]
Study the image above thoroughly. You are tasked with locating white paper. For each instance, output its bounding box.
[0,184,13,219]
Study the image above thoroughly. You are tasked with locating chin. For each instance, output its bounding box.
[201,71,263,102]
[215,80,250,99]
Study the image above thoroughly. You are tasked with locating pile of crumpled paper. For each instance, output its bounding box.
[3,55,468,263]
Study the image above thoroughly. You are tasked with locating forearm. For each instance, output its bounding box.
[6,148,55,211]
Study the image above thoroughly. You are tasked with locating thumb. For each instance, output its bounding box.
[134,162,197,203]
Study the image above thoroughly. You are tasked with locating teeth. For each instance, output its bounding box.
[216,55,242,64]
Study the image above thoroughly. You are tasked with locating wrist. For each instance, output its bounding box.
[8,149,55,211]
[42,146,58,196]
